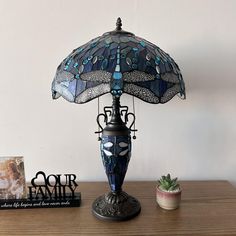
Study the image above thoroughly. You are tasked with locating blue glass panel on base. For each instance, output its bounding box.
[101,135,131,192]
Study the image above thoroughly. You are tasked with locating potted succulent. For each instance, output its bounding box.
[156,174,181,210]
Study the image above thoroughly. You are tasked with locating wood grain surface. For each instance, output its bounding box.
[0,181,236,236]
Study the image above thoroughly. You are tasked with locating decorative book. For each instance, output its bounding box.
[0,156,27,200]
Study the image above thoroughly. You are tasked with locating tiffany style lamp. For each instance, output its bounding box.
[51,18,186,221]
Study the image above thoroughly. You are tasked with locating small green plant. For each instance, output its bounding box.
[158,174,180,191]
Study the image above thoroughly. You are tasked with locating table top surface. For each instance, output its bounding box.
[0,181,236,236]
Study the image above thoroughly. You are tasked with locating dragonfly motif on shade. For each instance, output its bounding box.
[52,18,185,104]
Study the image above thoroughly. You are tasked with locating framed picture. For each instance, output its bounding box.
[0,156,27,200]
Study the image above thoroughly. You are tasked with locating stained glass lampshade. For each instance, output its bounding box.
[52,18,186,221]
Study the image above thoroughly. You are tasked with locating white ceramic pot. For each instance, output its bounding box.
[156,186,181,210]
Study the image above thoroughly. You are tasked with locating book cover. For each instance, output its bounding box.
[0,156,27,200]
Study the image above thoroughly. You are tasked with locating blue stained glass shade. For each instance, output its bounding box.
[52,24,185,104]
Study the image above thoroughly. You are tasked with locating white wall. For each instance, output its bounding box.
[0,0,236,184]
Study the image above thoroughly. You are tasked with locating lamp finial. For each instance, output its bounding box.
[116,17,122,31]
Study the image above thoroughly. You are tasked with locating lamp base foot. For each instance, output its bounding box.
[92,191,141,221]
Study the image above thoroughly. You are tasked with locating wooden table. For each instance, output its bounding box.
[0,181,236,235]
